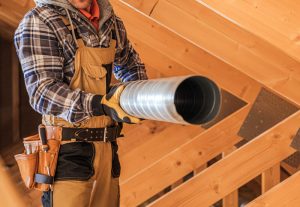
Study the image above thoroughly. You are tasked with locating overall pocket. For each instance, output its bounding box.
[81,64,107,95]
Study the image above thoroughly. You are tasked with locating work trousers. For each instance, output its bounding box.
[44,142,120,207]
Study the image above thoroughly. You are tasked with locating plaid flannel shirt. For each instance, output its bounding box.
[14,5,147,123]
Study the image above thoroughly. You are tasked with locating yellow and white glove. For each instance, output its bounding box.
[101,84,140,124]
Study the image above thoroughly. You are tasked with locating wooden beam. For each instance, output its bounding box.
[123,0,158,15]
[120,124,204,182]
[120,105,252,206]
[222,147,238,207]
[151,0,300,77]
[118,121,170,155]
[150,111,300,207]
[261,163,281,193]
[246,170,300,207]
[128,34,196,77]
[198,0,300,65]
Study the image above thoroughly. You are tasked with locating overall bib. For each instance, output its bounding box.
[42,15,120,207]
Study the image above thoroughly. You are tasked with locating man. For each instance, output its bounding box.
[14,0,147,206]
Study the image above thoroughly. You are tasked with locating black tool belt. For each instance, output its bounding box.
[61,126,123,142]
[39,125,123,142]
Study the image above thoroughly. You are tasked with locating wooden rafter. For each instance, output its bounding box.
[120,105,253,206]
[246,170,300,207]
[199,0,300,64]
[150,111,300,207]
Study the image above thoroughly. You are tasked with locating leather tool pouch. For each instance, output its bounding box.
[14,126,61,192]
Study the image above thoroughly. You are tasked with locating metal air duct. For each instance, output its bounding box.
[120,75,221,125]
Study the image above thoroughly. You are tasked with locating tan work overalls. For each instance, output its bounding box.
[42,12,120,207]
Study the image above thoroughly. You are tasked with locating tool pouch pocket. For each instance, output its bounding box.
[14,152,38,189]
[35,139,61,191]
[14,134,40,189]
[14,132,61,192]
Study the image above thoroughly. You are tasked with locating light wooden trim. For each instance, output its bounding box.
[246,170,300,207]
[223,147,238,207]
[120,105,252,206]
[150,111,300,207]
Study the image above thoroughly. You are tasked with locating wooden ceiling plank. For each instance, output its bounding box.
[150,0,289,81]
[161,0,300,78]
[121,0,158,15]
[198,0,300,66]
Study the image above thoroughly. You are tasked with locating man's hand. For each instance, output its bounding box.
[101,84,140,124]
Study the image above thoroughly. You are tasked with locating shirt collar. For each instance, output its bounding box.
[79,0,100,21]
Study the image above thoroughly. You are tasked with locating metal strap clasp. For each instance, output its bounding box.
[103,127,108,142]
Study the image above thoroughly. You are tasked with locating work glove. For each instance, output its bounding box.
[101,84,141,124]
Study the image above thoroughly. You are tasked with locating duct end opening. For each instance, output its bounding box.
[175,76,221,125]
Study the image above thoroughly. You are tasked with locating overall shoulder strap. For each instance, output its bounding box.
[64,9,80,48]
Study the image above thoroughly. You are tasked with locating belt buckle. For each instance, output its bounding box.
[103,127,108,143]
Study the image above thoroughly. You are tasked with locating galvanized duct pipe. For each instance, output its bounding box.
[120,75,221,125]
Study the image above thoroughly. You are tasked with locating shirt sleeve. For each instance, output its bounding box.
[113,15,148,82]
[14,13,101,123]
